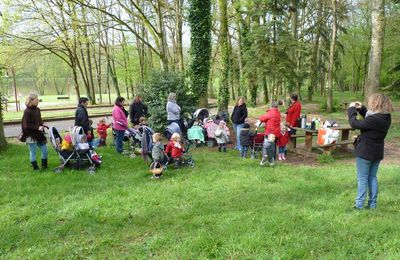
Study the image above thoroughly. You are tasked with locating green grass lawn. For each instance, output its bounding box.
[1,143,400,258]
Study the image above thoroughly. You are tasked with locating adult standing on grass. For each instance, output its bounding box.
[74,97,90,135]
[259,101,281,166]
[21,93,48,170]
[166,92,181,125]
[231,97,248,151]
[112,97,129,153]
[348,93,393,210]
[166,92,186,134]
[129,95,148,126]
[285,93,302,129]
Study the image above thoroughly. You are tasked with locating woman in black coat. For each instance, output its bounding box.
[129,95,148,126]
[348,93,393,209]
[230,97,248,151]
[21,93,48,170]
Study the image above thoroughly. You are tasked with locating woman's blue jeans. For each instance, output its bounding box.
[355,157,381,209]
[28,143,48,162]
[115,130,125,153]
[233,123,244,150]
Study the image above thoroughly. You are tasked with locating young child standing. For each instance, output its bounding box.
[151,133,167,179]
[96,118,111,147]
[214,120,230,152]
[165,133,185,169]
[87,119,94,147]
[277,124,290,160]
[260,134,276,167]
[239,123,256,158]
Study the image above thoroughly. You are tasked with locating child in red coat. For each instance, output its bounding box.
[96,118,111,146]
[165,133,185,169]
[277,124,290,160]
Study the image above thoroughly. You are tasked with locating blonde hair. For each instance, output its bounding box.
[171,132,181,142]
[168,92,177,102]
[152,133,162,143]
[25,93,38,107]
[368,93,394,113]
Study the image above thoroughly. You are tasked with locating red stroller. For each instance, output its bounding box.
[251,133,265,159]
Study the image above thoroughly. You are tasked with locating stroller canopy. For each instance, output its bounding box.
[193,108,210,121]
[49,126,62,149]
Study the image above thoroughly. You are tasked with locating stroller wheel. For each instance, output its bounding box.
[88,166,96,175]
[187,159,195,168]
[54,167,63,174]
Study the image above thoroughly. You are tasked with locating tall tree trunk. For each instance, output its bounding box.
[188,0,212,107]
[233,0,244,98]
[218,0,230,112]
[0,93,7,150]
[365,0,385,102]
[289,0,298,94]
[327,0,337,113]
[309,1,322,101]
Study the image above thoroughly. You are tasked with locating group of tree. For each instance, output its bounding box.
[0,0,399,149]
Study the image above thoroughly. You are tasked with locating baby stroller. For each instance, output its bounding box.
[139,125,154,161]
[164,122,182,141]
[251,133,265,159]
[49,126,97,174]
[203,118,220,147]
[187,108,209,145]
[166,141,195,169]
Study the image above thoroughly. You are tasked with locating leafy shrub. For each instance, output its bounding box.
[143,71,196,132]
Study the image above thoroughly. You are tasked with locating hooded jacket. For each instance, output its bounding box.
[286,101,302,127]
[348,106,391,161]
[240,128,256,147]
[259,107,281,137]
[129,101,148,125]
[74,104,90,133]
[21,106,47,144]
[231,104,248,124]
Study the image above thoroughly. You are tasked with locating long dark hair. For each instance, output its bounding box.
[115,96,125,106]
[115,97,128,117]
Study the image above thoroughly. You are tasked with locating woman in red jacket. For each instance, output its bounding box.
[285,93,302,128]
[259,101,281,166]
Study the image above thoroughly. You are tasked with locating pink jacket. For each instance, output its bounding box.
[112,105,128,131]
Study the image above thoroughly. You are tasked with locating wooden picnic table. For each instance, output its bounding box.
[291,127,318,152]
[291,126,356,153]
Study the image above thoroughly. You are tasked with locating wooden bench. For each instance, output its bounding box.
[57,96,70,100]
[319,140,354,155]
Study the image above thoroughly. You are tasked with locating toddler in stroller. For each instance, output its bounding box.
[165,133,195,169]
[49,126,100,174]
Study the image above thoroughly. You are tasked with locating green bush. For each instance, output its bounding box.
[143,71,196,132]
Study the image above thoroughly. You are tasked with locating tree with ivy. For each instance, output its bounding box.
[188,0,212,107]
[218,0,230,113]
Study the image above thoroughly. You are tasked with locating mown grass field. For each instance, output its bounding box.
[1,143,400,258]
